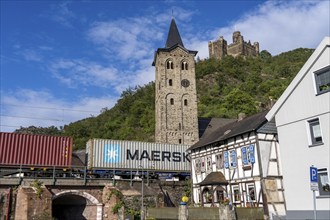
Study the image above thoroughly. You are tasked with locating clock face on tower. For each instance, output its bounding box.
[181,79,190,88]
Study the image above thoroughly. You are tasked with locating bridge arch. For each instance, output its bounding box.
[52,190,103,220]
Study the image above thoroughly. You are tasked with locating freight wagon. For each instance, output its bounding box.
[86,139,191,180]
[0,132,72,170]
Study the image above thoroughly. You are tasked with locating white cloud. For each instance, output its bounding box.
[48,57,155,95]
[39,46,53,51]
[0,89,116,132]
[205,1,330,56]
[49,59,118,88]
[186,38,209,61]
[20,49,43,62]
[87,17,164,60]
[50,1,76,28]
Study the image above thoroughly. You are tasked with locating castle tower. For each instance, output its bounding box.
[208,36,227,59]
[232,31,243,43]
[152,18,199,145]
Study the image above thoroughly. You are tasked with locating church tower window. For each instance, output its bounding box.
[181,61,188,70]
[169,79,173,86]
[170,98,174,105]
[167,60,174,69]
[184,99,188,106]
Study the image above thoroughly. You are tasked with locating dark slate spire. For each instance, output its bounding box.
[165,18,184,48]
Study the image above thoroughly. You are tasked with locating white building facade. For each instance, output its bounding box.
[266,37,330,219]
[189,112,286,219]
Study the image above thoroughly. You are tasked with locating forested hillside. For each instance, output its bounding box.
[15,48,314,150]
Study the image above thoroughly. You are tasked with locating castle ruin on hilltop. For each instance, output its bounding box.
[208,31,259,59]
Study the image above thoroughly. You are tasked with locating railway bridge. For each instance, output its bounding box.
[0,177,187,220]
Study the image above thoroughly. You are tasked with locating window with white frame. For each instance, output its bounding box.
[230,150,237,167]
[224,151,229,168]
[207,156,212,172]
[216,153,224,169]
[242,144,256,166]
[314,66,330,94]
[233,186,240,202]
[246,184,256,201]
[318,168,330,196]
[308,118,323,145]
[195,159,201,174]
[201,157,206,172]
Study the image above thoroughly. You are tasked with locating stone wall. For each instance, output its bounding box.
[154,46,199,145]
[0,187,11,220]
[2,180,189,219]
[209,31,259,60]
[15,186,52,220]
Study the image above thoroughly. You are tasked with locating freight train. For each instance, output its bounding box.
[0,132,191,181]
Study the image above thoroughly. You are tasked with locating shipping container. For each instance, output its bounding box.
[86,139,191,172]
[0,132,72,168]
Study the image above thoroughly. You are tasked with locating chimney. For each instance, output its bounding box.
[238,113,246,121]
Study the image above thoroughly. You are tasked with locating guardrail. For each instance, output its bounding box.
[0,165,184,186]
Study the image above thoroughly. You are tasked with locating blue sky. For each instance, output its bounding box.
[1,0,329,132]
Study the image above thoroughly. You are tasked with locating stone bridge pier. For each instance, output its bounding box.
[9,184,118,220]
[1,179,187,220]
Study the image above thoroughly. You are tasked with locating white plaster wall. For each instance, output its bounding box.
[277,114,330,211]
[275,47,330,127]
[274,45,330,212]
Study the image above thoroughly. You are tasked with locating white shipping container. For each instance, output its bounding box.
[86,139,191,172]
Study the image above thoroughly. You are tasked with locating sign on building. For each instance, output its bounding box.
[310,166,318,191]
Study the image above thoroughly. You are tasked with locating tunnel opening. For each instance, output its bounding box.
[52,194,95,220]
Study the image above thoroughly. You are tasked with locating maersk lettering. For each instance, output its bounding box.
[162,151,171,162]
[126,149,190,162]
[140,150,150,160]
[151,151,160,161]
[183,152,190,162]
[172,152,181,162]
[127,149,139,160]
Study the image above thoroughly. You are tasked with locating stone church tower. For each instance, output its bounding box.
[152,18,199,145]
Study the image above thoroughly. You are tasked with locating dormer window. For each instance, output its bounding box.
[181,61,188,70]
[167,60,174,69]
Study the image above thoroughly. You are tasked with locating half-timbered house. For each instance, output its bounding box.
[188,111,286,219]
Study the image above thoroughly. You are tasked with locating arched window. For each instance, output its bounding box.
[181,61,188,70]
[202,187,212,203]
[167,60,174,69]
[169,79,173,86]
[184,99,188,106]
[170,98,174,105]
